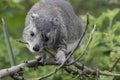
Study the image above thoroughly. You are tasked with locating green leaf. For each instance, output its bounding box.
[99,75,114,80]
[96,13,107,28]
[96,8,120,28]
[106,9,120,20]
[6,0,25,10]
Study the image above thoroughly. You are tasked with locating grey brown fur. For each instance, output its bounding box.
[23,0,84,63]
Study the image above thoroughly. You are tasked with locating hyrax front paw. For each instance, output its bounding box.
[56,50,66,64]
[35,56,44,65]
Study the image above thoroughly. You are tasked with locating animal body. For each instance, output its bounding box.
[23,0,84,63]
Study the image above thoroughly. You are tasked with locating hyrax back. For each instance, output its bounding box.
[23,0,84,63]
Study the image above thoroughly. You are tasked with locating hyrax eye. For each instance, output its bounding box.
[30,31,34,37]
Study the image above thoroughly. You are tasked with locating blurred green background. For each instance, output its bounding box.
[0,0,120,80]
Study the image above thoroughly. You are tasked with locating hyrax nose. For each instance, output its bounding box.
[33,45,40,52]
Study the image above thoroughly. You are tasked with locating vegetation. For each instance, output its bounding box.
[0,0,120,80]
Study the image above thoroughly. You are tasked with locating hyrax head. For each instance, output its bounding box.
[23,13,58,53]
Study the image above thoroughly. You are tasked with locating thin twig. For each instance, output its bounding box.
[109,57,120,72]
[34,56,65,80]
[44,48,55,57]
[69,24,96,65]
[100,71,120,77]
[64,13,89,65]
[74,62,120,77]
[35,69,57,80]
[68,13,89,56]
[16,40,28,44]
[36,56,67,80]
[75,24,96,60]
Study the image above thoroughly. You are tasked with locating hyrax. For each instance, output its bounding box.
[23,0,84,64]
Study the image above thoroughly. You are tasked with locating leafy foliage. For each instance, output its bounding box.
[0,0,120,80]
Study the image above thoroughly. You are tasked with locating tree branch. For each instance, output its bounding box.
[69,24,96,65]
[0,58,58,79]
[1,14,120,80]
[109,57,120,72]
[74,62,120,77]
[1,57,120,79]
[67,12,89,58]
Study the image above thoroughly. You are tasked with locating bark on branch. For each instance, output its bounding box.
[0,58,57,79]
[1,59,120,79]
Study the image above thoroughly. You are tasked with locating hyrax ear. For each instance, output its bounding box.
[31,13,39,19]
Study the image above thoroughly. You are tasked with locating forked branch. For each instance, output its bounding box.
[1,15,120,80]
